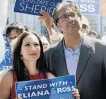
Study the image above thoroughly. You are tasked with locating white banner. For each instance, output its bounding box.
[0,0,8,28]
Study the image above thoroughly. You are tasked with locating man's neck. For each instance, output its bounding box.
[64,32,81,51]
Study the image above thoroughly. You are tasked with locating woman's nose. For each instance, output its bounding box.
[30,45,36,51]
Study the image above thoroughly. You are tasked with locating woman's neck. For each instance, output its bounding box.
[23,60,39,75]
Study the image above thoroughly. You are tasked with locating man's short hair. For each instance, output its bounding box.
[52,1,81,26]
[6,22,29,37]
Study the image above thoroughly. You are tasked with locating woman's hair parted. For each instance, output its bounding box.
[11,31,49,81]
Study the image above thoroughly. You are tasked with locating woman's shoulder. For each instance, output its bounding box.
[0,70,14,99]
[0,70,13,85]
[46,72,55,79]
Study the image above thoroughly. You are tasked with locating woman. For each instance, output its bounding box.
[0,31,80,99]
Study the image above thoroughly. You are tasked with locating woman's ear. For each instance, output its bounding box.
[20,51,22,56]
[20,55,23,60]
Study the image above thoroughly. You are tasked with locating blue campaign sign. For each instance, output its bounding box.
[16,75,75,99]
[14,0,62,16]
[0,31,12,71]
[65,0,100,15]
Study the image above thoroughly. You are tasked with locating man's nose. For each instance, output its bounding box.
[67,17,75,24]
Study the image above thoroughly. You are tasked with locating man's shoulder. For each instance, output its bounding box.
[45,40,63,56]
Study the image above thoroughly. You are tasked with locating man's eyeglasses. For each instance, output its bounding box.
[58,11,78,21]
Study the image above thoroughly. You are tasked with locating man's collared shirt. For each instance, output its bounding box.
[63,40,81,75]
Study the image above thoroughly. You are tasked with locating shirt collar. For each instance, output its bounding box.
[63,37,82,53]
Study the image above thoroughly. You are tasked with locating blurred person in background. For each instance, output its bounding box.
[88,30,101,39]
[40,35,50,51]
[0,23,29,72]
[5,22,29,50]
[81,15,90,35]
[5,22,29,44]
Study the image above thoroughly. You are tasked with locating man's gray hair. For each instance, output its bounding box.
[52,1,81,26]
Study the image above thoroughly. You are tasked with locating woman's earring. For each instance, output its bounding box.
[20,55,23,60]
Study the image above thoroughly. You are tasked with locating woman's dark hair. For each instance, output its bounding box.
[52,1,81,26]
[11,31,49,81]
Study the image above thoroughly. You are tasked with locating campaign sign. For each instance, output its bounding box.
[64,0,100,15]
[16,75,75,99]
[0,30,12,72]
[14,0,62,16]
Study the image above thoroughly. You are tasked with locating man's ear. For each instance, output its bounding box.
[57,21,60,28]
[57,22,62,32]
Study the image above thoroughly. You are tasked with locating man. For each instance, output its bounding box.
[0,23,29,71]
[5,22,29,49]
[45,1,106,99]
[6,22,29,44]
[38,10,89,44]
